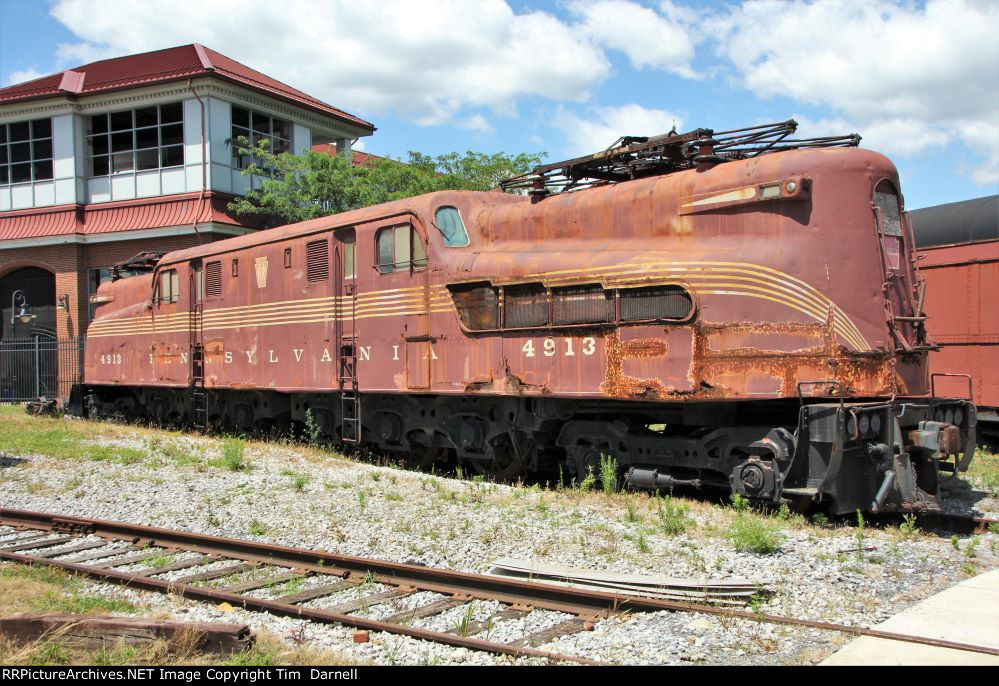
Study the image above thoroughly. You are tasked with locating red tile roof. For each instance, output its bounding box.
[0,192,251,242]
[310,145,393,166]
[0,44,374,132]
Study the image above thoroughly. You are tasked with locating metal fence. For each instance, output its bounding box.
[0,337,84,403]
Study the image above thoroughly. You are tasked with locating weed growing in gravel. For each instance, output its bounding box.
[635,533,651,553]
[990,522,999,535]
[221,438,248,472]
[656,495,690,535]
[728,513,783,555]
[600,454,618,495]
[855,510,865,561]
[965,537,980,558]
[249,520,269,536]
[951,534,961,551]
[731,493,750,512]
[357,489,368,514]
[577,467,597,493]
[811,512,829,527]
[303,409,321,448]
[624,498,642,524]
[899,513,919,539]
[968,446,999,495]
[454,602,477,637]
[385,491,403,502]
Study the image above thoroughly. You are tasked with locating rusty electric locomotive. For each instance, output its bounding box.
[76,121,977,514]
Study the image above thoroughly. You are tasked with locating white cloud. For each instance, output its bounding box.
[713,0,999,185]
[555,103,684,156]
[568,0,699,77]
[454,114,495,135]
[7,69,47,86]
[48,0,611,127]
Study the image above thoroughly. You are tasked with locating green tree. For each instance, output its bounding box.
[226,137,544,227]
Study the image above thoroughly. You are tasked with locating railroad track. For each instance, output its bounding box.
[914,512,999,535]
[1,508,997,663]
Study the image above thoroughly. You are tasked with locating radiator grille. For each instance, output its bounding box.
[620,285,693,321]
[204,261,222,298]
[552,284,614,325]
[306,240,329,282]
[504,283,548,328]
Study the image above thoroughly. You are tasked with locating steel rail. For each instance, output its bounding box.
[0,549,604,665]
[2,508,997,659]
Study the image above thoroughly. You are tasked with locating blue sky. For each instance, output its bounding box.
[2,0,997,209]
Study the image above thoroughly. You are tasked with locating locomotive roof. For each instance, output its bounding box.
[909,194,998,248]
[161,146,895,267]
[160,189,527,266]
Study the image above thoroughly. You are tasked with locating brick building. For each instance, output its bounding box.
[0,44,374,346]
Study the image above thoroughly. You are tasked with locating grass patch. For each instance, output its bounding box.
[656,495,690,535]
[0,562,138,616]
[966,446,999,494]
[728,513,783,554]
[600,454,618,495]
[220,437,248,472]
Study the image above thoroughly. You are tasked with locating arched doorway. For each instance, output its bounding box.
[1,266,56,340]
[0,266,59,402]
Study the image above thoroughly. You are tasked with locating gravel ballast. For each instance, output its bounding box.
[2,421,997,665]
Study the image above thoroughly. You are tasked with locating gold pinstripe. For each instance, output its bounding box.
[87,262,872,349]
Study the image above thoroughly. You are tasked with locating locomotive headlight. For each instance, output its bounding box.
[760,183,781,199]
[785,181,797,193]
[859,414,870,435]
[870,414,882,435]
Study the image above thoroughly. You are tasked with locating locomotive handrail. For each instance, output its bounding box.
[930,373,973,402]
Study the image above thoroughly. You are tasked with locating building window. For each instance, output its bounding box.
[0,118,53,185]
[86,103,184,177]
[231,106,291,169]
[88,268,113,322]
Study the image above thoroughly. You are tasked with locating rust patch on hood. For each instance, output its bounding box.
[600,314,903,401]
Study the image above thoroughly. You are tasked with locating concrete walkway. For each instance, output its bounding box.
[822,568,999,665]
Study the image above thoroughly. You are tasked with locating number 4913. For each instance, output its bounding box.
[522,337,596,358]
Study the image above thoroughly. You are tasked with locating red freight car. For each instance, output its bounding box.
[77,122,976,514]
[911,195,998,446]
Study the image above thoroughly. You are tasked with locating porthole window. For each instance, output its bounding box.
[435,206,469,247]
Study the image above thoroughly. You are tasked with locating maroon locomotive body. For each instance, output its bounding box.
[79,140,975,514]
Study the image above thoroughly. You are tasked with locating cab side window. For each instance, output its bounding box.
[435,206,469,247]
[376,225,427,274]
[156,269,179,304]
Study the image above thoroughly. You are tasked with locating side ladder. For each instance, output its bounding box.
[339,283,360,443]
[189,269,207,432]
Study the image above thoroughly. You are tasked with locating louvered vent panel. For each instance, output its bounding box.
[306,240,329,282]
[620,285,693,321]
[552,284,614,325]
[448,282,499,330]
[205,261,222,298]
[504,283,548,328]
